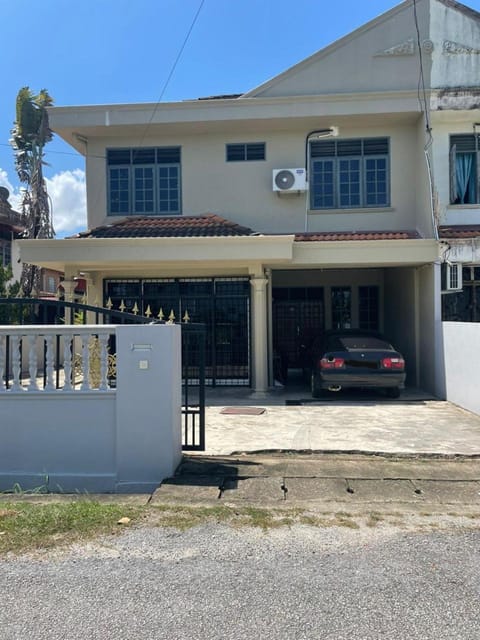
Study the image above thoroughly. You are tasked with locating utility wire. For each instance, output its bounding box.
[413,0,432,144]
[136,0,205,149]
[412,0,438,239]
[1,0,206,166]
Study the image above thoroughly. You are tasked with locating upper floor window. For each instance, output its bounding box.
[310,138,390,210]
[107,147,181,215]
[226,142,265,162]
[450,134,479,205]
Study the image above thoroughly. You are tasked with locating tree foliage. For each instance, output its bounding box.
[10,87,54,296]
[0,264,21,323]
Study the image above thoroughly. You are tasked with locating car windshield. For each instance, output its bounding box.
[338,336,392,350]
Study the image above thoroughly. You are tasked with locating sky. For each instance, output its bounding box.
[1,0,480,237]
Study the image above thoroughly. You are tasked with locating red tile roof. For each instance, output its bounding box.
[71,216,424,243]
[439,225,480,239]
[72,214,254,239]
[294,230,421,242]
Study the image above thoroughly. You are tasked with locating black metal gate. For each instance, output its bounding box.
[272,294,324,371]
[0,297,206,451]
[182,324,206,450]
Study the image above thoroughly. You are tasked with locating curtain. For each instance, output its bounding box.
[455,153,475,203]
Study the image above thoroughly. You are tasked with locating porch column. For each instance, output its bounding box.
[250,276,269,395]
[61,280,76,302]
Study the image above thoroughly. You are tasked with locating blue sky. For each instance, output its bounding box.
[1,0,479,235]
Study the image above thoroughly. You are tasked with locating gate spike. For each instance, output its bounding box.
[132,302,139,315]
[167,309,175,324]
[158,308,164,321]
[183,310,190,323]
[145,305,152,318]
[119,299,126,312]
[106,297,113,310]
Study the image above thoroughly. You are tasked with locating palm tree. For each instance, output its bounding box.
[10,87,54,296]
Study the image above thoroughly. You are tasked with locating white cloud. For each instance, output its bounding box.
[0,167,87,237]
[0,168,22,211]
[45,169,87,236]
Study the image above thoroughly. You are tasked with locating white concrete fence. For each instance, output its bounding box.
[442,321,480,417]
[0,324,182,493]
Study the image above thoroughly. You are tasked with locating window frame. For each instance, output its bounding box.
[107,147,181,216]
[449,134,480,205]
[310,138,390,210]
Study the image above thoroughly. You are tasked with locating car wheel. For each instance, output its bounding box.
[311,374,322,399]
[385,387,400,399]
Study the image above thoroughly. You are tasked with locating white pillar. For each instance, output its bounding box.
[61,280,76,302]
[250,276,269,395]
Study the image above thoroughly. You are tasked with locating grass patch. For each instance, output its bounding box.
[366,512,384,528]
[150,504,292,531]
[0,501,143,554]
[334,513,360,529]
[149,504,363,531]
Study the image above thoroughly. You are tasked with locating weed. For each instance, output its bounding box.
[366,512,384,528]
[0,501,142,554]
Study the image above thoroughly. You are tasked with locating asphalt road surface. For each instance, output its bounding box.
[1,522,479,640]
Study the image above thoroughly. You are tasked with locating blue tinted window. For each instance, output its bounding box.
[107,147,181,215]
[310,138,389,209]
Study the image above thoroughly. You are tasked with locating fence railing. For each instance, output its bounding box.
[0,325,117,393]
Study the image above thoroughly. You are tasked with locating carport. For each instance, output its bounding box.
[268,235,441,396]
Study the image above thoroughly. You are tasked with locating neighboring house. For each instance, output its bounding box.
[0,186,23,283]
[19,0,480,396]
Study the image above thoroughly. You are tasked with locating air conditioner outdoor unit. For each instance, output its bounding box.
[272,168,306,192]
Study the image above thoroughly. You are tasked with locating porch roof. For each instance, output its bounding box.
[71,214,254,238]
[294,230,421,242]
[439,225,480,239]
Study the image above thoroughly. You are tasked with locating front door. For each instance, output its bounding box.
[273,289,324,378]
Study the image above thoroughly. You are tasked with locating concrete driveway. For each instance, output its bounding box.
[201,387,480,456]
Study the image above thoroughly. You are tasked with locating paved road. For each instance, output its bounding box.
[1,522,479,639]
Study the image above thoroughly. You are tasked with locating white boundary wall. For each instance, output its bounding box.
[0,324,182,493]
[443,322,480,416]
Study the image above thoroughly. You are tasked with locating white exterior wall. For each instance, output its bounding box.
[443,321,480,415]
[417,263,440,394]
[249,0,429,97]
[431,0,480,89]
[431,116,480,229]
[415,116,436,239]
[0,324,182,493]
[384,268,417,386]
[86,120,422,235]
[10,240,22,283]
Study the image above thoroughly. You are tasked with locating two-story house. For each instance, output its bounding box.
[19,0,480,397]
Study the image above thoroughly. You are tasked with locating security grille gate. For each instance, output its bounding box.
[0,298,206,451]
[273,287,324,375]
[104,277,251,386]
